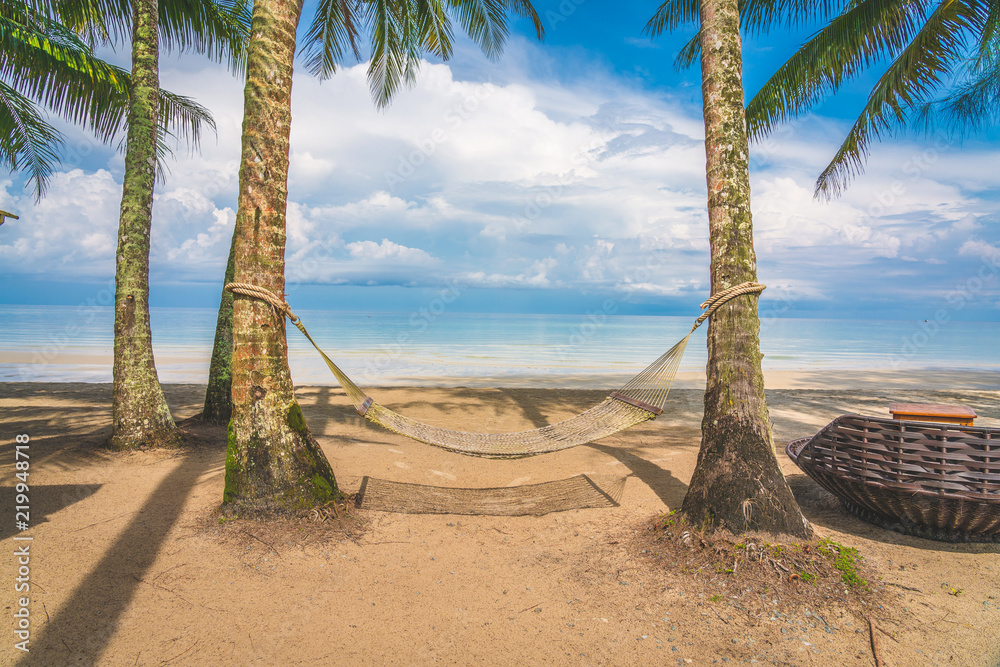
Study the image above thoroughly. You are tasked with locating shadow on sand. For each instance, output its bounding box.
[18,450,214,666]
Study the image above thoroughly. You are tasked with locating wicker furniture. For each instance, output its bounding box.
[786,414,1000,541]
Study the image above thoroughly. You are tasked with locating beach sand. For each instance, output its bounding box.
[2,374,998,665]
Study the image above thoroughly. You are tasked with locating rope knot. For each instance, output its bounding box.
[690,281,765,332]
[225,282,298,322]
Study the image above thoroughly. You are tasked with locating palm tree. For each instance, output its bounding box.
[221,0,544,513]
[0,0,224,199]
[650,0,1000,198]
[102,0,249,450]
[2,0,250,449]
[2,1,250,450]
[646,0,811,537]
[202,0,545,423]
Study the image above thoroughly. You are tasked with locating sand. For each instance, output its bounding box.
[1,374,998,666]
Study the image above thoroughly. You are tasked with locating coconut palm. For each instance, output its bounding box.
[106,0,249,450]
[647,0,1000,198]
[221,0,544,513]
[203,0,545,423]
[646,0,811,537]
[2,0,250,450]
[0,0,228,199]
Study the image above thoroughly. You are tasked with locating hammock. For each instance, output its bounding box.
[226,281,765,458]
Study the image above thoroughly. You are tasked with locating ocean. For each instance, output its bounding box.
[1,304,997,386]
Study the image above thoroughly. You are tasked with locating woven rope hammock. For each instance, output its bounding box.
[226,281,765,458]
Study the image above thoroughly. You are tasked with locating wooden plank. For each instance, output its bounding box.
[890,402,977,425]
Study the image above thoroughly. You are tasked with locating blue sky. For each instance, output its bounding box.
[1,2,999,320]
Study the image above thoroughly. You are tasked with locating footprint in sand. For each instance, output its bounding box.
[395,461,411,469]
[507,476,531,486]
[430,470,457,481]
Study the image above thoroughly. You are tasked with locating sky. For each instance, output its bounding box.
[1,2,999,321]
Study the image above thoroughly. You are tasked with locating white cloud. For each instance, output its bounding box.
[3,45,999,318]
[958,239,1000,260]
[346,239,438,264]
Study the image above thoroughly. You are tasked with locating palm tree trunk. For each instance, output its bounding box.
[110,0,180,451]
[223,0,339,512]
[680,0,810,537]
[203,229,236,423]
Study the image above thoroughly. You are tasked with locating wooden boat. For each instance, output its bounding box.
[786,414,1000,542]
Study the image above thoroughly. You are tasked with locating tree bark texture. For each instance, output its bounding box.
[681,0,810,537]
[223,0,339,513]
[110,0,180,450]
[203,229,237,423]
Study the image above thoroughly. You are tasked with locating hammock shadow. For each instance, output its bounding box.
[586,442,689,509]
[495,388,607,429]
[787,475,999,554]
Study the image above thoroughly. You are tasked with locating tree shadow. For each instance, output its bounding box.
[18,450,213,666]
[0,484,102,541]
[587,442,689,509]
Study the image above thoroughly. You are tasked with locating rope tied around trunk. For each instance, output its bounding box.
[226,282,298,322]
[690,282,766,333]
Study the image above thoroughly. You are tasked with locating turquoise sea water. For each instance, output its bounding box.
[0,305,997,385]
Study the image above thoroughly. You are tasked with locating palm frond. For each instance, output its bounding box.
[447,0,509,61]
[975,0,1000,65]
[813,0,980,198]
[158,88,215,153]
[0,10,131,142]
[740,0,846,35]
[675,30,700,69]
[0,80,63,200]
[913,45,1000,135]
[501,0,544,40]
[746,0,930,143]
[415,0,454,60]
[300,0,363,80]
[644,0,699,37]
[24,0,132,47]
[646,0,847,69]
[157,0,253,73]
[365,0,410,108]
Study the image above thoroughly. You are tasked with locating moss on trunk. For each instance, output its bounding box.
[110,0,180,451]
[681,0,810,538]
[222,0,339,514]
[203,229,237,423]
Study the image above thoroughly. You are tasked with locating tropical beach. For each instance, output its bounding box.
[4,0,1000,665]
[2,377,999,665]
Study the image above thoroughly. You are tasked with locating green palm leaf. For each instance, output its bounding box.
[300,0,363,80]
[1,0,247,197]
[0,80,62,199]
[302,0,542,109]
[812,0,982,197]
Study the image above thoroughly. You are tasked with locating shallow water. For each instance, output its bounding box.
[1,305,996,385]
